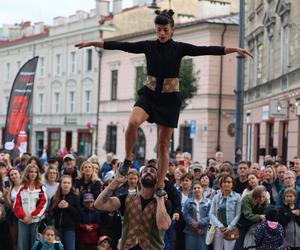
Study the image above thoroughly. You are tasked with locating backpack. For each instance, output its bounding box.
[37,241,60,250]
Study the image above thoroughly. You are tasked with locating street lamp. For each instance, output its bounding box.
[148,0,159,9]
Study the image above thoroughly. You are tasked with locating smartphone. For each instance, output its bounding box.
[4,180,10,188]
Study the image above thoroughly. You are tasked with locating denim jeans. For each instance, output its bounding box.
[213,228,236,250]
[60,230,75,250]
[185,233,207,250]
[18,220,37,250]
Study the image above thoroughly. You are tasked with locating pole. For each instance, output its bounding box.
[234,0,245,164]
[95,30,103,155]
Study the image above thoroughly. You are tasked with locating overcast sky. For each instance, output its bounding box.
[0,0,132,27]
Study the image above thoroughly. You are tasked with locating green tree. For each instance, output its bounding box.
[179,59,199,110]
[135,65,147,101]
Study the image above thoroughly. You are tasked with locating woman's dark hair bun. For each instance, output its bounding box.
[154,10,161,15]
[154,9,175,27]
[168,9,175,16]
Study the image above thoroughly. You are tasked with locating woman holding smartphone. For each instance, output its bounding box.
[3,167,22,250]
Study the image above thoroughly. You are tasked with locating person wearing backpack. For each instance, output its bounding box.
[31,226,64,250]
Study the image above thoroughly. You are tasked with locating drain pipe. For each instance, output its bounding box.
[216,24,227,152]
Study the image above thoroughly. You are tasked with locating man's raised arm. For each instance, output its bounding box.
[94,175,127,212]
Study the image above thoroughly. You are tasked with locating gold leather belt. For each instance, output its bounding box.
[145,75,179,93]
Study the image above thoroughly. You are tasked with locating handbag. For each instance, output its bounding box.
[196,227,205,236]
[205,224,216,245]
[224,227,239,241]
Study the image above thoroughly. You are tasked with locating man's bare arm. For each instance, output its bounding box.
[156,196,171,231]
[94,175,127,212]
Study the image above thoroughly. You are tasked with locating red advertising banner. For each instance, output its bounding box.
[4,56,39,158]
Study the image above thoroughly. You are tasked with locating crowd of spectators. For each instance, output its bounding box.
[0,148,300,250]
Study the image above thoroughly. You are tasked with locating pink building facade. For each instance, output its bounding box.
[97,15,239,165]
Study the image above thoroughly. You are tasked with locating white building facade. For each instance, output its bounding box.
[0,10,104,157]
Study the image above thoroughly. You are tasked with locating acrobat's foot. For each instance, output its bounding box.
[118,159,132,176]
[156,187,167,197]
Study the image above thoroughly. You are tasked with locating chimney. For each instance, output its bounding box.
[132,0,151,6]
[53,16,66,26]
[198,0,230,19]
[33,22,44,34]
[112,0,122,14]
[96,0,110,17]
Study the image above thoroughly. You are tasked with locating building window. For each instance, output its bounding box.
[86,49,92,71]
[268,35,274,80]
[179,124,193,155]
[54,92,60,113]
[111,69,118,100]
[85,90,91,113]
[48,130,60,155]
[267,122,274,155]
[256,44,263,84]
[135,65,146,100]
[246,124,253,162]
[55,54,61,75]
[35,131,44,156]
[282,23,289,74]
[248,49,254,88]
[70,51,76,73]
[40,57,45,77]
[39,93,44,113]
[69,91,75,113]
[6,63,10,80]
[106,124,117,154]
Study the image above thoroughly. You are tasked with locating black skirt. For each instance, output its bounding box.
[134,86,182,128]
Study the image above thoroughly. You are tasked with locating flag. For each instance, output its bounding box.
[4,56,39,159]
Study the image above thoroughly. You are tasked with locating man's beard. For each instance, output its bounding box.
[141,176,157,188]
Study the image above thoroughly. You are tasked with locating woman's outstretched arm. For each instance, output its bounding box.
[75,41,103,49]
[75,40,147,54]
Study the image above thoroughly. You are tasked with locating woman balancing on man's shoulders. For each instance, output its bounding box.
[75,9,253,197]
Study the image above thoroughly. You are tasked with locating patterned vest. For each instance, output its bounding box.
[120,193,164,250]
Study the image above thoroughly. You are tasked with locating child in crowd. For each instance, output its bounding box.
[78,193,100,250]
[97,236,112,250]
[279,188,300,250]
[31,226,64,250]
[255,208,284,250]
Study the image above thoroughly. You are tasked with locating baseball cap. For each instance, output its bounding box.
[191,162,203,171]
[98,235,111,245]
[63,154,75,161]
[83,193,94,202]
[169,159,178,166]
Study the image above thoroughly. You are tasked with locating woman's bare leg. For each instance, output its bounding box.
[119,106,149,175]
[156,125,174,196]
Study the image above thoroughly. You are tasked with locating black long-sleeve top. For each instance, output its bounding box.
[104,39,225,92]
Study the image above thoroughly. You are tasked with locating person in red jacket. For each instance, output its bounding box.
[78,193,100,250]
[13,163,48,250]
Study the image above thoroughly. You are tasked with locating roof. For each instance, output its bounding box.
[205,14,239,25]
[0,29,49,48]
[104,13,239,41]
